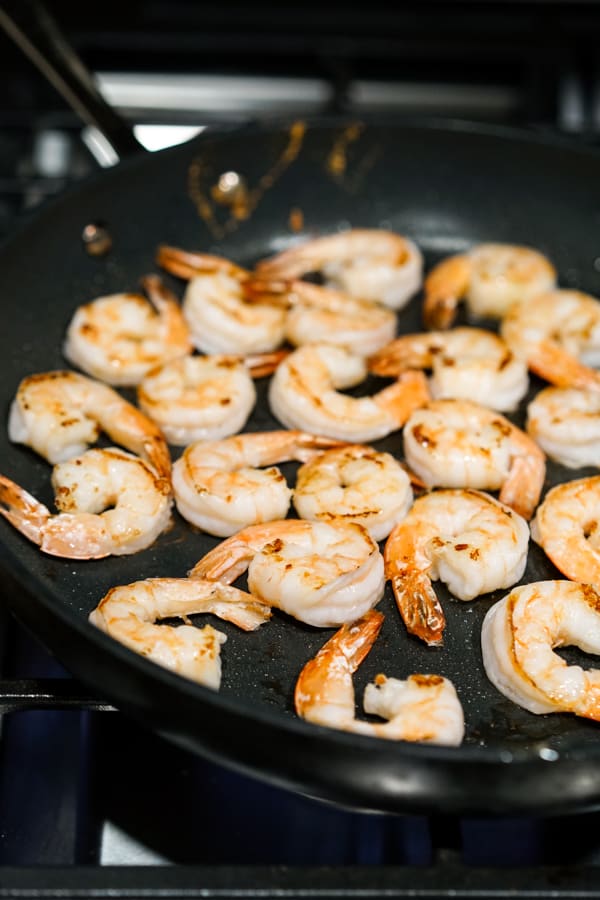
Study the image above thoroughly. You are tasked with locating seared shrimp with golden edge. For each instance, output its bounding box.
[403,399,545,520]
[423,242,556,329]
[0,447,172,559]
[526,386,600,469]
[156,245,287,355]
[269,343,430,443]
[292,444,413,541]
[190,519,384,627]
[137,350,285,446]
[482,580,600,719]
[530,476,600,583]
[8,370,171,480]
[89,577,272,688]
[255,229,423,310]
[295,610,464,744]
[245,278,397,356]
[501,290,600,391]
[384,489,529,646]
[63,275,192,386]
[173,430,345,537]
[369,327,528,412]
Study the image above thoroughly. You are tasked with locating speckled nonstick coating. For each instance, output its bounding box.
[2,118,600,816]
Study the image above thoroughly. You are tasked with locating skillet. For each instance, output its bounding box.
[2,112,600,816]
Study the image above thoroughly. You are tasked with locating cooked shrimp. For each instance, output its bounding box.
[246,278,397,356]
[63,274,192,386]
[255,229,423,310]
[526,386,600,469]
[0,447,172,559]
[501,290,600,391]
[156,245,287,355]
[8,370,171,480]
[269,343,430,442]
[481,580,600,719]
[137,351,285,446]
[530,477,600,583]
[423,243,557,329]
[190,518,384,627]
[403,399,545,520]
[295,610,464,744]
[172,430,345,537]
[384,489,529,646]
[292,444,413,541]
[89,577,272,688]
[368,327,529,412]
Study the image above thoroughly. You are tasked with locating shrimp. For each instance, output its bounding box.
[255,229,423,310]
[8,370,171,480]
[137,351,286,446]
[63,274,192,386]
[403,399,545,520]
[384,489,529,646]
[368,327,529,412]
[245,278,397,356]
[0,447,172,558]
[294,610,464,744]
[190,519,385,627]
[530,477,600,583]
[292,444,413,541]
[423,243,557,329]
[89,577,272,689]
[481,580,600,719]
[172,430,345,537]
[501,290,600,391]
[526,386,600,469]
[268,343,431,443]
[156,245,287,355]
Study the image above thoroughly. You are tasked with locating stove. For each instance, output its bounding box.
[2,2,600,897]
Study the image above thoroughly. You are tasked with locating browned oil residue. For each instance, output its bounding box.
[326,123,364,177]
[289,207,304,232]
[187,121,307,239]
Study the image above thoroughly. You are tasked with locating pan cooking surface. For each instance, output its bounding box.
[2,120,600,814]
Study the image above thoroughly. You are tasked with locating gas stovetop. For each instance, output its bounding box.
[3,3,600,897]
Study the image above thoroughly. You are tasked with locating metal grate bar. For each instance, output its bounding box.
[1,863,600,899]
[0,678,115,713]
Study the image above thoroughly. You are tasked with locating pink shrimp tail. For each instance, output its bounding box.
[0,474,49,545]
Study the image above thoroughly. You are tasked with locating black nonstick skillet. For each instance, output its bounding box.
[1,1,600,817]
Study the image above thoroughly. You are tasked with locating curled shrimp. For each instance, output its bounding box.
[501,290,600,391]
[190,519,385,628]
[8,370,171,480]
[423,243,557,329]
[137,350,286,446]
[156,245,287,355]
[384,489,529,646]
[526,386,600,469]
[368,326,529,412]
[403,399,545,520]
[530,477,600,583]
[172,430,345,537]
[245,278,397,356]
[89,577,272,689]
[482,580,600,719]
[268,343,431,443]
[0,447,172,559]
[255,229,423,310]
[292,444,413,541]
[63,274,192,386]
[294,610,464,744]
